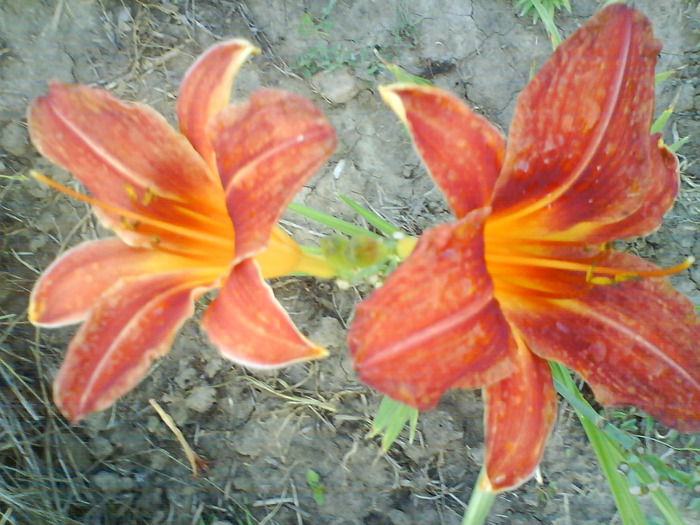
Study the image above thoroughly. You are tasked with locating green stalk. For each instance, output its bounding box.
[550,363,647,525]
[462,470,496,525]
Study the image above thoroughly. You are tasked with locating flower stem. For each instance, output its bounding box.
[462,470,496,525]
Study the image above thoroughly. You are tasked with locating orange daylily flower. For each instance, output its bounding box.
[347,5,700,492]
[28,39,337,423]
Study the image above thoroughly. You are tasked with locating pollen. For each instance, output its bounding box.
[119,216,141,230]
[124,183,138,201]
[142,188,156,206]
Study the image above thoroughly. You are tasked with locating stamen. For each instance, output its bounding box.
[487,252,694,283]
[31,171,230,248]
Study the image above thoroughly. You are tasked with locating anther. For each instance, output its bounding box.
[124,184,138,201]
[142,188,156,206]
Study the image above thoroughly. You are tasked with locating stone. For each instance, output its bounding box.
[185,385,217,413]
[91,471,136,492]
[1,122,28,156]
[312,68,360,104]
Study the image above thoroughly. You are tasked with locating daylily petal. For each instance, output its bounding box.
[482,334,557,493]
[490,5,662,241]
[380,84,505,219]
[54,270,214,423]
[177,39,259,172]
[583,136,678,242]
[502,252,700,432]
[209,89,336,261]
[28,82,228,249]
[29,238,198,327]
[347,208,515,410]
[201,259,327,368]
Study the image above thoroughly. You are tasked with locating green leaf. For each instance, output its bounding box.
[655,70,675,84]
[628,461,687,525]
[288,202,381,239]
[338,195,401,236]
[369,396,418,451]
[550,363,648,525]
[668,135,690,154]
[385,62,433,85]
[651,101,675,134]
[305,469,325,505]
[306,469,320,485]
[551,373,638,450]
[530,0,563,49]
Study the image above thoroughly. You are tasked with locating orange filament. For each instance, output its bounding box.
[32,171,230,249]
[486,252,694,281]
[487,236,694,303]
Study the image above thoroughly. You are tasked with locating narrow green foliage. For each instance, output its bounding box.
[288,202,381,239]
[655,70,675,84]
[514,0,570,20]
[626,458,687,525]
[384,62,433,86]
[369,396,418,451]
[551,363,695,524]
[550,362,648,525]
[529,0,565,48]
[651,75,691,153]
[338,195,401,236]
[668,136,690,154]
[552,374,638,450]
[651,100,676,135]
[515,0,570,48]
[305,469,325,505]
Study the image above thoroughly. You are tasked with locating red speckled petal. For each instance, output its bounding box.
[54,270,214,423]
[28,82,229,249]
[584,137,678,242]
[380,84,505,219]
[503,252,700,433]
[177,39,258,172]
[483,335,557,492]
[490,5,663,241]
[209,89,336,260]
[201,259,327,368]
[347,208,515,410]
[29,238,197,327]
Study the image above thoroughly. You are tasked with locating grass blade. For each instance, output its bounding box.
[369,396,418,451]
[288,202,381,238]
[338,195,401,236]
[550,362,647,525]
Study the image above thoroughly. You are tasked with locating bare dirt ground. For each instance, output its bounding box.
[1,1,699,524]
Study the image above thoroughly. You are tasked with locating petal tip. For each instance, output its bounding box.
[379,84,408,124]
